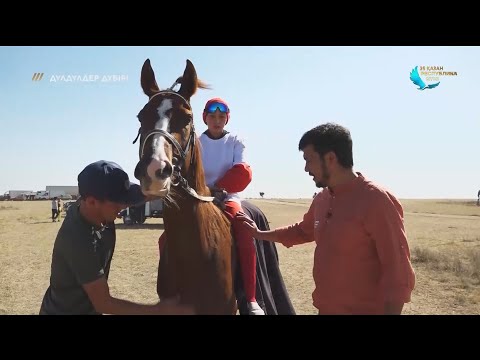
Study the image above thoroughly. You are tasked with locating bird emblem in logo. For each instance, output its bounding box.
[410,66,440,90]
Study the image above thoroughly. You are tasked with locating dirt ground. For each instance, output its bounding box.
[1,198,479,315]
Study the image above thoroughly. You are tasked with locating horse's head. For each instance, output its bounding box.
[134,59,208,197]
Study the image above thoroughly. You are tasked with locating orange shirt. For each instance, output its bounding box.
[275,173,415,314]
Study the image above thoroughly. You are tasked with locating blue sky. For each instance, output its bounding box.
[1,46,478,199]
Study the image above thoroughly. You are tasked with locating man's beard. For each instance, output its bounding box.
[314,161,330,188]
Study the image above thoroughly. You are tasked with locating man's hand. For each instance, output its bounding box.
[156,296,196,315]
[235,212,260,238]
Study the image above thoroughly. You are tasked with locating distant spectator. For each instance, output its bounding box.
[57,198,63,221]
[51,197,59,222]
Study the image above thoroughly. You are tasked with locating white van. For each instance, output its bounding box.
[119,199,164,225]
[34,191,50,200]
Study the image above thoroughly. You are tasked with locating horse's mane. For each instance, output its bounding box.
[191,136,232,253]
[197,79,210,91]
[191,77,232,252]
[165,74,230,253]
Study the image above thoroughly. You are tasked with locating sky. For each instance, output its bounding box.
[1,46,479,199]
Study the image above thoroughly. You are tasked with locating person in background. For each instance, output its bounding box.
[51,197,59,222]
[56,198,63,221]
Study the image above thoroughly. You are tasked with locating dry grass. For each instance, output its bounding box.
[411,246,480,282]
[401,199,480,217]
[1,198,480,315]
[0,205,19,211]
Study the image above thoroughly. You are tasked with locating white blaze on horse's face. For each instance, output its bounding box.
[145,99,174,196]
[151,99,172,161]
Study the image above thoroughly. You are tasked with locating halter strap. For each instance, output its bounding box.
[135,89,214,203]
[148,89,190,108]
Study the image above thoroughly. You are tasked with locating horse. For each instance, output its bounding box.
[132,58,295,315]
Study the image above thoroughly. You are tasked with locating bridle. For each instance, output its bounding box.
[133,83,214,202]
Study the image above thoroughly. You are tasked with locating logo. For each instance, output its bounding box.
[31,72,128,84]
[409,65,458,91]
[48,74,128,83]
[32,73,44,81]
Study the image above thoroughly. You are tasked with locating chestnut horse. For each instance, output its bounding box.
[133,59,239,314]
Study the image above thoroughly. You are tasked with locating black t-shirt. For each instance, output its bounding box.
[39,202,116,315]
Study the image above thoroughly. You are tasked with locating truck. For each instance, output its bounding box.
[119,198,164,225]
[3,190,33,200]
[45,186,78,200]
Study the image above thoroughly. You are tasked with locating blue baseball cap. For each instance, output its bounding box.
[78,160,145,206]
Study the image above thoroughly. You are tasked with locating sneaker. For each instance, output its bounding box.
[247,301,265,315]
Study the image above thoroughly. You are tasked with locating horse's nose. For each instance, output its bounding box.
[146,158,173,180]
[155,162,173,180]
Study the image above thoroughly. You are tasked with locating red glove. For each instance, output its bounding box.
[215,163,252,193]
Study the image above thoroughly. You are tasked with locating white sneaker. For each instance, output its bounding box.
[247,301,265,315]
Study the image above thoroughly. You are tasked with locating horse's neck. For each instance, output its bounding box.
[163,155,213,237]
[163,195,207,256]
[164,196,195,223]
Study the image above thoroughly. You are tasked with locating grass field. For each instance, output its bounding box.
[1,198,480,315]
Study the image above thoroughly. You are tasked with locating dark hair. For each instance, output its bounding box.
[298,123,353,168]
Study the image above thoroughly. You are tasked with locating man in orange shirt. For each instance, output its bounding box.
[237,123,415,315]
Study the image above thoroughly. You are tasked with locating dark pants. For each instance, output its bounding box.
[52,209,58,221]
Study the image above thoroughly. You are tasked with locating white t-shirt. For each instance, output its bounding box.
[199,132,246,204]
[51,200,58,210]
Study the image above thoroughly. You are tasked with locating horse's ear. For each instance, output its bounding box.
[178,59,198,100]
[141,59,160,97]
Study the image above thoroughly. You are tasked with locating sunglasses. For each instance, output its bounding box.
[205,102,229,114]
